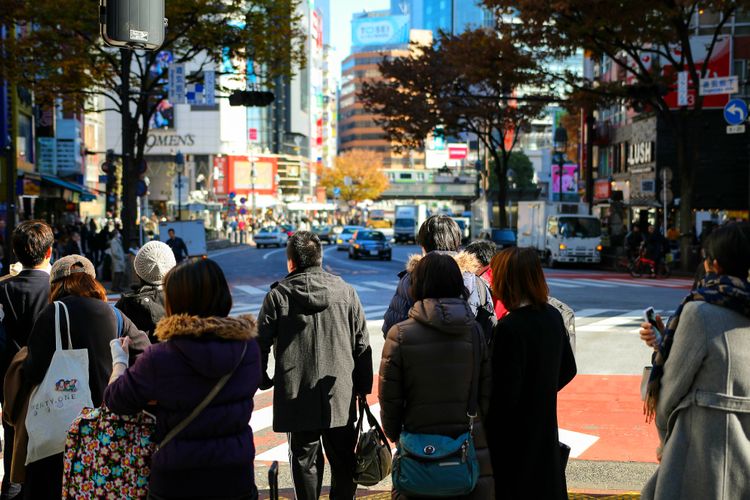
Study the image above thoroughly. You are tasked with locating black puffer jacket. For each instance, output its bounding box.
[380,298,494,499]
[115,284,166,341]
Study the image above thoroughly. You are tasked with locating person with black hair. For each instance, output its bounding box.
[0,220,54,499]
[380,253,495,498]
[257,231,373,500]
[382,215,496,338]
[165,228,189,263]
[639,222,750,499]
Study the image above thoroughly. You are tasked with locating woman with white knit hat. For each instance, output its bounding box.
[115,241,176,341]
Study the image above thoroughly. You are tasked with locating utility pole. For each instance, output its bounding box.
[585,113,595,214]
[175,151,185,220]
[120,48,135,244]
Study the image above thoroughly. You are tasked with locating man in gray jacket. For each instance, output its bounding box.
[257,231,373,499]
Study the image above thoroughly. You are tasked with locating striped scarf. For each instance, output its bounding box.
[645,273,750,421]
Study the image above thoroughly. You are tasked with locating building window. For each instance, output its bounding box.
[734,59,750,97]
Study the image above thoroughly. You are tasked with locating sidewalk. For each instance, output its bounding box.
[251,459,655,499]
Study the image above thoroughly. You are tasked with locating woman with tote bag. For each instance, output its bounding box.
[23,255,150,500]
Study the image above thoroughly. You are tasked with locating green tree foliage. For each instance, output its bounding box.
[358,28,549,226]
[1,0,306,244]
[488,152,536,191]
[483,0,750,268]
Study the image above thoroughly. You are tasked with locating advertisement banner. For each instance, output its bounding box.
[551,164,579,200]
[230,156,277,194]
[351,15,409,48]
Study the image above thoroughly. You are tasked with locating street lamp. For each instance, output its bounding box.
[507,168,516,227]
[175,150,184,220]
[553,127,568,202]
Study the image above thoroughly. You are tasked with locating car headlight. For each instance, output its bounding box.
[353,244,360,249]
[337,239,342,244]
[559,243,567,251]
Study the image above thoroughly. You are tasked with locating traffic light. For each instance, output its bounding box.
[100,0,167,51]
[228,91,275,107]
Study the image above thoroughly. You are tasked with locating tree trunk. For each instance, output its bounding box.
[675,114,695,273]
[492,152,508,227]
[120,49,138,248]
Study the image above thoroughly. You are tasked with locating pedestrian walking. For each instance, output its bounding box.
[382,215,496,339]
[643,224,668,276]
[625,224,644,261]
[485,247,577,500]
[257,231,373,500]
[104,258,261,499]
[639,222,750,500]
[166,228,189,263]
[22,255,149,500]
[0,221,54,499]
[109,229,126,291]
[379,252,494,499]
[115,241,176,341]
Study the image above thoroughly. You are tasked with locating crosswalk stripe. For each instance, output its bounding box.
[563,278,613,288]
[250,405,274,433]
[573,308,611,319]
[362,281,398,290]
[577,309,644,332]
[597,278,647,288]
[546,278,581,289]
[235,285,268,296]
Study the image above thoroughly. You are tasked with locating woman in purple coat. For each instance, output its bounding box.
[104,258,261,500]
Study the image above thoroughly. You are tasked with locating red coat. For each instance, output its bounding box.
[478,267,508,318]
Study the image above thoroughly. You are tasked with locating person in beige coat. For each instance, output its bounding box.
[379,252,494,499]
[640,222,750,500]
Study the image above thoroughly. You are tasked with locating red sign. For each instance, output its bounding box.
[213,156,228,194]
[447,144,468,160]
[594,179,611,201]
[248,128,258,141]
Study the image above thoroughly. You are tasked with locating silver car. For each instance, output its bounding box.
[254,226,289,249]
[336,225,365,251]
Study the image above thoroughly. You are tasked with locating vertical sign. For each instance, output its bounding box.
[248,128,258,142]
[168,63,186,104]
[677,71,689,107]
[204,70,215,105]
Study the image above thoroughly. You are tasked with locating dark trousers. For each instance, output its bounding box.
[24,453,63,500]
[288,424,357,500]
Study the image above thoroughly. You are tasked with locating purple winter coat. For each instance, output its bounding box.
[103,314,261,499]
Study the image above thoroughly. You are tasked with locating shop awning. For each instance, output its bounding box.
[40,174,99,202]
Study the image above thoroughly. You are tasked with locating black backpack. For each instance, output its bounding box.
[473,277,497,344]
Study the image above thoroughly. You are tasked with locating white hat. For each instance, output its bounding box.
[134,241,176,285]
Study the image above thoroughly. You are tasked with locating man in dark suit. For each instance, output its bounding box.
[0,221,53,499]
[165,228,189,263]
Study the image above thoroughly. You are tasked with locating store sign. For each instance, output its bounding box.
[351,15,409,47]
[627,141,654,167]
[146,133,195,152]
[448,144,468,160]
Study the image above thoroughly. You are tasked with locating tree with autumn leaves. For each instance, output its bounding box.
[484,0,750,269]
[359,28,551,227]
[1,0,305,245]
[319,150,389,204]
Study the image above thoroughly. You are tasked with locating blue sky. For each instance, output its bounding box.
[329,0,390,78]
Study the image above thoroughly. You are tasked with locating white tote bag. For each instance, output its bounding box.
[25,301,93,464]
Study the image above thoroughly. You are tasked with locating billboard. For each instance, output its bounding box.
[352,15,409,48]
[228,156,277,195]
[551,164,579,201]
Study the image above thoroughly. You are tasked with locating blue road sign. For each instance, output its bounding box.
[724,99,748,125]
[333,187,341,197]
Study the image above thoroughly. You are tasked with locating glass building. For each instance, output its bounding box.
[391,0,492,36]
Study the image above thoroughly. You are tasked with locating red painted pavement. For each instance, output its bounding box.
[558,374,659,463]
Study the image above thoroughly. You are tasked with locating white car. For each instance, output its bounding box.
[254,227,289,249]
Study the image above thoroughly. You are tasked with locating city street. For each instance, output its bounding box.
[209,243,692,491]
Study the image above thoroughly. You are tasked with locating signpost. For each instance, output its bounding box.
[699,76,739,96]
[677,71,689,107]
[724,98,748,134]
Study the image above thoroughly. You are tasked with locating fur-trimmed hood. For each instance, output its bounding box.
[155,314,258,342]
[405,251,483,276]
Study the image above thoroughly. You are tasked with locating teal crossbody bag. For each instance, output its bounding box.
[392,326,482,497]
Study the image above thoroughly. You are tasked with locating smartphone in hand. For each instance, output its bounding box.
[644,307,663,346]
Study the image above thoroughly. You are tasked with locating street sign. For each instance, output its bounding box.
[727,124,746,134]
[677,71,689,106]
[204,70,215,105]
[168,63,186,104]
[332,186,341,197]
[343,176,352,187]
[248,128,258,141]
[699,76,738,96]
[724,99,748,125]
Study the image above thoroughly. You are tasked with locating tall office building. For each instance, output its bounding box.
[391,0,491,35]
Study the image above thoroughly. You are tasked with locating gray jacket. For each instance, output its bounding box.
[257,266,373,432]
[642,302,750,500]
[382,252,496,336]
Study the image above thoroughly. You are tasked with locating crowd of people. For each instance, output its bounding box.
[0,213,746,499]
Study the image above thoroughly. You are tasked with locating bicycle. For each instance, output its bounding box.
[630,247,671,278]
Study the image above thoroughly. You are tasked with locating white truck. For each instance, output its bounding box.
[158,219,208,257]
[517,201,602,267]
[394,204,428,244]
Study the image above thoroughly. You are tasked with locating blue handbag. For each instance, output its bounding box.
[392,326,482,497]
